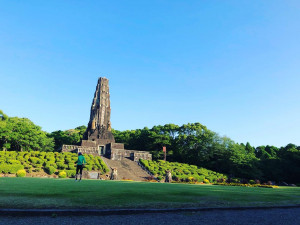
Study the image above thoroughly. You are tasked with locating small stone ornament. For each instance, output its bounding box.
[165,170,172,183]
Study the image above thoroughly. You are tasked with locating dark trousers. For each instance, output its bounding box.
[76,165,83,175]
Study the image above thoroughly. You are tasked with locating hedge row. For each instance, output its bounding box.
[214,183,279,188]
[0,151,109,177]
[140,159,227,183]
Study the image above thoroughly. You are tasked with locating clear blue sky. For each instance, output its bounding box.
[0,1,299,147]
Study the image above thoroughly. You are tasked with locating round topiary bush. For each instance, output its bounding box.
[203,179,210,184]
[249,179,256,184]
[85,164,93,171]
[58,171,67,178]
[44,165,56,175]
[65,170,76,178]
[16,169,26,177]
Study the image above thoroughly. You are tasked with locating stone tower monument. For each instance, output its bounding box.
[60,77,152,162]
[83,77,115,145]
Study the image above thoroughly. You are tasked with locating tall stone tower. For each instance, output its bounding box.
[82,77,115,146]
[60,76,152,161]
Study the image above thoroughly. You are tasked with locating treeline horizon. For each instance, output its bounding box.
[1,110,299,184]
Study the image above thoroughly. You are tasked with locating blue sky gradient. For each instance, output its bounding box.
[0,1,299,147]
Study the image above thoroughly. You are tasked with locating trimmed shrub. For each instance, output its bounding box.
[56,161,68,170]
[24,154,30,160]
[45,161,57,169]
[29,157,39,164]
[187,177,194,182]
[7,159,21,164]
[214,182,279,188]
[172,175,179,181]
[68,164,76,170]
[249,180,256,184]
[37,152,46,158]
[0,163,24,174]
[16,169,26,177]
[44,166,56,175]
[24,164,32,169]
[65,170,76,178]
[58,171,67,178]
[203,179,210,184]
[47,157,55,161]
[65,158,73,164]
[0,151,109,176]
[140,160,227,183]
[198,175,205,182]
[101,162,109,173]
[85,164,93,171]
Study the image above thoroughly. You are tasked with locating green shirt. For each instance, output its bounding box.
[77,155,86,165]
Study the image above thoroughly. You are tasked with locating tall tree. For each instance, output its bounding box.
[0,111,54,152]
[48,125,87,150]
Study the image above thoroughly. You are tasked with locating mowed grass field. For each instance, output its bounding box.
[0,177,299,209]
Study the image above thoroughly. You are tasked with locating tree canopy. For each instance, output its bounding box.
[1,110,299,183]
[112,123,300,183]
[0,110,54,152]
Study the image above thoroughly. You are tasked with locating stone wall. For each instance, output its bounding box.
[60,145,80,152]
[61,144,151,161]
[75,147,100,156]
[60,144,100,156]
[110,143,124,149]
[81,140,97,147]
[110,148,152,161]
[132,152,152,162]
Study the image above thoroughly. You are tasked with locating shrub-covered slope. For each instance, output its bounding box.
[140,159,227,183]
[0,151,108,177]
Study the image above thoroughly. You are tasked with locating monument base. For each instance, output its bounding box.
[59,141,152,162]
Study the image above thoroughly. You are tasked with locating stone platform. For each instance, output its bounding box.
[59,142,152,162]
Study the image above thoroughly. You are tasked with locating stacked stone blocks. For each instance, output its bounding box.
[59,77,152,162]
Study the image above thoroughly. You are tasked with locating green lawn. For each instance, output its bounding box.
[0,177,299,209]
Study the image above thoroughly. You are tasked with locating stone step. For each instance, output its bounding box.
[101,157,150,181]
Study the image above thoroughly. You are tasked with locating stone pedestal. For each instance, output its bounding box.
[82,171,100,179]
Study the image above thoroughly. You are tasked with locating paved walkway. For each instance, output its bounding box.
[1,208,299,225]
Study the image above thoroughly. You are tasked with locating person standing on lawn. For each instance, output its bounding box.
[75,152,86,181]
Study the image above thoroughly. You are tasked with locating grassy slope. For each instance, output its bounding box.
[0,178,299,209]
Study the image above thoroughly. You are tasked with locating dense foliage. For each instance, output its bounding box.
[0,110,54,152]
[0,151,108,177]
[48,125,87,150]
[140,159,227,183]
[1,110,299,183]
[114,124,300,183]
[0,110,86,152]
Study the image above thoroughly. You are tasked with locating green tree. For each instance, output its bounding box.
[0,110,10,151]
[277,144,300,183]
[245,142,255,154]
[0,111,54,152]
[48,125,87,150]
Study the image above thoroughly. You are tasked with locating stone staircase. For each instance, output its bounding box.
[101,157,150,181]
